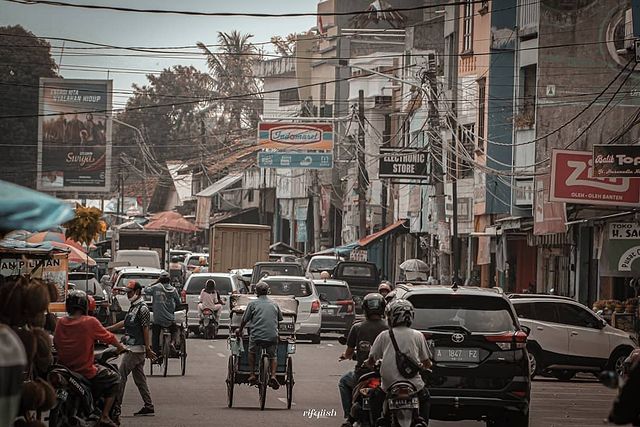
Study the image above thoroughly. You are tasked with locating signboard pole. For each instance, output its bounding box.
[357,90,367,239]
[452,174,460,283]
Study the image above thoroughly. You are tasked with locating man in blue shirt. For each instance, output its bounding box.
[236,282,283,389]
[144,271,182,360]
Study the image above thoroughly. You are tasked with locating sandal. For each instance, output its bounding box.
[268,378,280,390]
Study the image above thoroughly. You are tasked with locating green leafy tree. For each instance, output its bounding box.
[0,26,58,188]
[197,31,262,131]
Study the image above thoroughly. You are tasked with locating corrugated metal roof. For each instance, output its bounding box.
[358,219,408,248]
[196,173,243,198]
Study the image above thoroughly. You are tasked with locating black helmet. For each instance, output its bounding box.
[255,281,269,296]
[205,279,216,292]
[171,256,180,263]
[66,290,89,315]
[159,270,171,283]
[386,299,415,327]
[362,293,386,318]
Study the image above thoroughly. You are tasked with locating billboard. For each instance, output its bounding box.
[258,122,333,151]
[593,144,640,178]
[550,149,640,207]
[600,223,640,277]
[378,148,429,179]
[37,78,112,192]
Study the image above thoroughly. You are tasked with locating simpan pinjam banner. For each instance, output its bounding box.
[37,78,112,192]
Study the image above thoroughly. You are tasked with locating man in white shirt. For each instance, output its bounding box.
[368,299,432,424]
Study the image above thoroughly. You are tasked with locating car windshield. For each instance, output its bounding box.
[116,274,159,288]
[187,256,207,266]
[258,265,301,277]
[186,276,232,295]
[340,265,374,277]
[309,258,339,272]
[69,277,99,295]
[408,294,517,333]
[315,284,350,301]
[265,280,312,297]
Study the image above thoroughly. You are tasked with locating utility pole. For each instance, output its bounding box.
[312,171,322,252]
[357,89,367,239]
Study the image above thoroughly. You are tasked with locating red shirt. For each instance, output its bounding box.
[54,315,118,379]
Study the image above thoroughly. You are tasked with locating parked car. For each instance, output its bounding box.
[251,261,304,285]
[182,273,243,335]
[391,284,531,426]
[68,272,111,325]
[313,278,354,334]
[305,255,343,279]
[114,249,161,269]
[509,294,637,380]
[261,275,322,343]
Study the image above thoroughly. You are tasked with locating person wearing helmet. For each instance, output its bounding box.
[54,290,126,427]
[108,280,155,420]
[198,279,224,323]
[338,293,388,427]
[235,281,283,389]
[367,299,432,424]
[378,281,392,298]
[144,271,182,360]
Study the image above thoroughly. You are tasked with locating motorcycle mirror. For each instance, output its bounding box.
[598,370,619,389]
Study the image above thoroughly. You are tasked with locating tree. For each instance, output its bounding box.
[197,31,262,131]
[270,33,298,57]
[114,65,213,162]
[0,26,58,188]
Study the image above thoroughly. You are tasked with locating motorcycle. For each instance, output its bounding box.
[380,380,428,427]
[47,346,121,427]
[600,349,640,426]
[199,307,218,340]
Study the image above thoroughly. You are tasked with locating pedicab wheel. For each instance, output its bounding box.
[259,354,269,411]
[180,335,187,376]
[286,356,294,409]
[163,335,170,377]
[226,355,235,408]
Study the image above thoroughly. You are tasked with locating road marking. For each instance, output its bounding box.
[277,397,295,406]
[326,343,333,347]
[208,345,215,349]
[217,353,226,358]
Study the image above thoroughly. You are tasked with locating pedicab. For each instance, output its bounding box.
[226,294,297,410]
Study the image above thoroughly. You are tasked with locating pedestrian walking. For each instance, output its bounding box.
[108,280,156,423]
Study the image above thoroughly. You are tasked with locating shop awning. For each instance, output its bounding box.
[358,219,408,248]
[196,173,243,198]
[308,241,360,257]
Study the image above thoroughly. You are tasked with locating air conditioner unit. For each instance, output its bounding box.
[374,96,392,108]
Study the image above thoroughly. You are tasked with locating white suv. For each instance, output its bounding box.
[510,295,637,380]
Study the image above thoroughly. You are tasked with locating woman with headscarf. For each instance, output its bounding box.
[198,279,223,323]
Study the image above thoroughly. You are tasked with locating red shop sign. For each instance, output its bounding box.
[550,149,640,207]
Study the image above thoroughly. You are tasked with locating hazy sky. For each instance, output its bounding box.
[1,0,318,109]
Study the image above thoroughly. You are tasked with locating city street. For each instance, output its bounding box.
[119,335,618,427]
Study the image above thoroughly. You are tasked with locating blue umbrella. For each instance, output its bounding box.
[0,180,75,233]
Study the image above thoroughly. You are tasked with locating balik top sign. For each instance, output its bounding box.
[258,122,333,151]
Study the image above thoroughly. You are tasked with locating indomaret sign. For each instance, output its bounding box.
[258,122,333,151]
[378,147,429,179]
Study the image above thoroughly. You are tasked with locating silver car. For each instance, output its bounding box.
[183,273,243,335]
[261,276,322,343]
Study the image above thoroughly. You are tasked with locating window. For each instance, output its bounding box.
[186,276,233,295]
[308,258,339,272]
[477,78,486,151]
[279,87,300,106]
[116,274,160,288]
[533,302,559,324]
[517,65,537,128]
[315,284,351,302]
[462,0,474,53]
[557,303,600,328]
[513,302,534,319]
[341,266,374,277]
[265,279,312,297]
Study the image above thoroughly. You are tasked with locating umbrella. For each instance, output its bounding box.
[399,258,429,272]
[0,180,74,233]
[49,241,96,266]
[145,212,198,233]
[26,231,95,252]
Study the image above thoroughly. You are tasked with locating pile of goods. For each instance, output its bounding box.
[0,275,59,426]
[593,298,639,315]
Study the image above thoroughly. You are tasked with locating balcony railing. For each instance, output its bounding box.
[518,0,538,37]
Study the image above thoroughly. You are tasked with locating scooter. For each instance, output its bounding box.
[47,346,121,427]
[380,381,428,427]
[351,370,382,427]
[199,308,218,339]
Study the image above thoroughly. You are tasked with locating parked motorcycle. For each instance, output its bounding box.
[199,307,218,340]
[47,346,121,427]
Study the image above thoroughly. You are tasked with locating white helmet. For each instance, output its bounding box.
[385,299,415,327]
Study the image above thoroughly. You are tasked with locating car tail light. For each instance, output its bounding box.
[485,331,527,350]
[510,390,527,398]
[311,300,320,313]
[181,289,187,304]
[337,300,354,313]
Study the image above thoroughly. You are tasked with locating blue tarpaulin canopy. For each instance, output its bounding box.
[0,180,75,233]
[308,241,359,257]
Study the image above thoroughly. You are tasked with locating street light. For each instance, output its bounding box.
[112,118,148,216]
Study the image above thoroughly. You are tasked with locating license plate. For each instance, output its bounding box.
[56,389,68,402]
[388,397,419,410]
[434,347,480,362]
[279,323,295,332]
[322,308,336,316]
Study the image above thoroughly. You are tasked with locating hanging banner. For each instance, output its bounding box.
[593,144,640,178]
[258,122,333,151]
[378,148,430,179]
[37,78,112,192]
[550,149,640,206]
[534,175,567,235]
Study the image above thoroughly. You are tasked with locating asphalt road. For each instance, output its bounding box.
[118,334,618,427]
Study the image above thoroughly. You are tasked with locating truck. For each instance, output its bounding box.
[332,261,381,315]
[111,229,169,270]
[209,223,271,273]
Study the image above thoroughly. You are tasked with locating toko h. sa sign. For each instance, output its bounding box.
[258,122,333,151]
[550,149,640,207]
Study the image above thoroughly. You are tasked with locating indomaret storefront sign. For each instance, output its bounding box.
[378,148,429,179]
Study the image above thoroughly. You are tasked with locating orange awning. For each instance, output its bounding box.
[358,219,408,248]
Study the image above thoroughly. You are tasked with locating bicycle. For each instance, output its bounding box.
[149,323,187,377]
